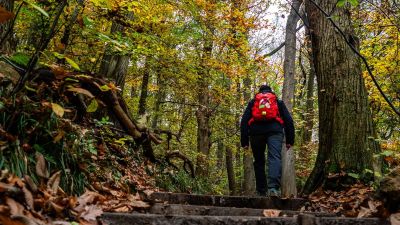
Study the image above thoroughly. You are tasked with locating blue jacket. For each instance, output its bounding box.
[240,94,295,147]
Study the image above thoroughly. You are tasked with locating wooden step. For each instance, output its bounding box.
[147,192,306,210]
[148,203,336,217]
[100,213,390,225]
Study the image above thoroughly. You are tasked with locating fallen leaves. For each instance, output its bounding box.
[307,183,389,218]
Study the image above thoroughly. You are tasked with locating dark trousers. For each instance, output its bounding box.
[250,133,283,194]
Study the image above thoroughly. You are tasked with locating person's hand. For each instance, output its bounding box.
[286,144,292,150]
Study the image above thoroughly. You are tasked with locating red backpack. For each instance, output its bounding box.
[248,92,284,125]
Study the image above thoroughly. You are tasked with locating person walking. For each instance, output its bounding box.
[240,84,295,197]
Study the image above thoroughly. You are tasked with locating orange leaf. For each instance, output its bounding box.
[263,209,281,217]
[0,6,14,24]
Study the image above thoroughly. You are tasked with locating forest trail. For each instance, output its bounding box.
[100,192,389,225]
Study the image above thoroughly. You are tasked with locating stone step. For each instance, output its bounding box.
[148,203,336,217]
[100,213,390,225]
[147,192,306,210]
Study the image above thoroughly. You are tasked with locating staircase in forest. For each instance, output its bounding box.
[100,192,390,225]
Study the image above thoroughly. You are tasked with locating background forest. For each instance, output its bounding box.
[0,0,399,199]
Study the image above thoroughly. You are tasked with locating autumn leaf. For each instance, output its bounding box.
[80,205,103,222]
[51,103,65,117]
[47,171,61,193]
[86,99,98,113]
[53,130,65,143]
[263,209,281,217]
[0,6,14,24]
[22,186,34,209]
[65,57,81,71]
[35,152,49,178]
[67,87,95,98]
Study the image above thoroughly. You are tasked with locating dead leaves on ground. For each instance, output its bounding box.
[0,168,151,225]
[307,183,390,218]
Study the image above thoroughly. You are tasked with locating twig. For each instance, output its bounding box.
[264,25,304,57]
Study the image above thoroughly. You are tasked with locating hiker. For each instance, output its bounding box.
[240,84,294,197]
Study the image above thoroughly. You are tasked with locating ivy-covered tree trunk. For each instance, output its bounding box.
[0,0,15,54]
[281,0,302,198]
[303,0,381,194]
[99,13,133,91]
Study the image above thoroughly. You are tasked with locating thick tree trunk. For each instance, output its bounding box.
[226,146,236,195]
[281,0,302,198]
[303,0,380,194]
[242,77,256,195]
[0,0,15,54]
[99,13,133,91]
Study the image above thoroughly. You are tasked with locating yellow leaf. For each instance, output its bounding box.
[87,99,98,113]
[51,103,64,117]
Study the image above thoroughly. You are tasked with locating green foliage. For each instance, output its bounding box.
[337,0,359,7]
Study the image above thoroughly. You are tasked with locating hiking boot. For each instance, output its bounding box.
[267,188,281,197]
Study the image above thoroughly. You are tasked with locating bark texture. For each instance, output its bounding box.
[281,0,302,198]
[303,0,380,194]
[299,28,316,164]
[99,13,133,91]
[226,146,236,195]
[138,60,150,116]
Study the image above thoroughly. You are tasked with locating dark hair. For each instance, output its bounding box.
[259,85,272,93]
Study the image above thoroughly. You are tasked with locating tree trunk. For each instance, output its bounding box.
[226,146,236,195]
[138,60,150,116]
[57,0,84,64]
[281,0,302,198]
[99,13,133,91]
[152,73,165,129]
[0,0,15,54]
[303,0,381,194]
[217,141,224,169]
[195,6,214,176]
[242,77,256,195]
[299,27,316,163]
